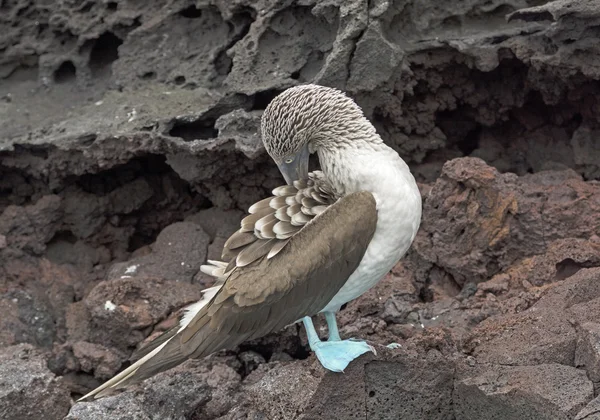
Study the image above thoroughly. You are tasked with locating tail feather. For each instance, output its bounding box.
[78,338,176,401]
[129,325,178,362]
[77,282,223,401]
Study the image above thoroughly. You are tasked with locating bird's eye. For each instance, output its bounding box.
[284,157,294,164]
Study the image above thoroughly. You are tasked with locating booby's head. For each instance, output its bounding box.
[261,84,377,185]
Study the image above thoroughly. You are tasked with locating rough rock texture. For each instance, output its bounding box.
[66,356,242,420]
[576,322,600,391]
[576,395,600,420]
[106,221,211,283]
[2,0,600,419]
[0,344,71,420]
[454,363,593,420]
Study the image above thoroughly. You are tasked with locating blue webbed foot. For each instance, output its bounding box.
[312,339,376,372]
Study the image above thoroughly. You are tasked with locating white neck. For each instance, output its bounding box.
[317,138,416,199]
[317,137,423,311]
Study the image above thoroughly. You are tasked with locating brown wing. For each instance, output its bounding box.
[220,171,338,273]
[125,174,333,365]
[179,191,377,350]
[79,190,376,400]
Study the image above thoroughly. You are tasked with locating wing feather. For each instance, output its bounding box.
[78,174,377,401]
[248,196,275,213]
[241,208,273,232]
[181,191,377,347]
[223,230,256,250]
[236,238,275,267]
[267,238,290,259]
[211,171,337,276]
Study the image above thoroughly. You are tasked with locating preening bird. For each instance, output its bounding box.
[80,84,422,401]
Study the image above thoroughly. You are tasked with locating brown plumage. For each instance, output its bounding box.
[77,83,397,401]
[225,175,337,267]
[79,189,377,400]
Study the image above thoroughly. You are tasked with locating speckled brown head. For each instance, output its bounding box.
[260,84,374,185]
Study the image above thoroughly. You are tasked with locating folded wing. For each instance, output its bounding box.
[79,176,377,401]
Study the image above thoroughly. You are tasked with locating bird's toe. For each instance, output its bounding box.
[313,339,374,372]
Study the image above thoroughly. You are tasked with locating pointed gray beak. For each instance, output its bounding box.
[277,144,310,185]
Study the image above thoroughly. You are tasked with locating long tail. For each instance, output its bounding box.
[78,276,224,401]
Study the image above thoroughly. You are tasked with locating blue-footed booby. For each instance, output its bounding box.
[80,84,422,401]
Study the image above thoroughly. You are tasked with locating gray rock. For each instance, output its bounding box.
[454,364,594,420]
[364,350,455,420]
[575,322,600,384]
[244,360,323,419]
[67,395,150,420]
[215,109,264,159]
[0,344,71,420]
[68,357,241,420]
[303,347,454,420]
[576,395,600,420]
[107,222,210,284]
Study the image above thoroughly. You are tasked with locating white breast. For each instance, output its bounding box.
[320,149,422,313]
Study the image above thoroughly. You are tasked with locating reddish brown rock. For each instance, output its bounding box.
[84,276,204,352]
[65,300,93,342]
[107,221,210,284]
[0,258,80,349]
[336,261,420,345]
[72,341,126,380]
[1,0,600,418]
[468,268,600,366]
[0,195,62,258]
[415,158,600,285]
[491,238,600,290]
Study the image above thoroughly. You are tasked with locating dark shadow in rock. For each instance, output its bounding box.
[555,258,585,281]
[179,5,203,19]
[214,50,232,77]
[214,7,255,79]
[169,117,219,141]
[89,32,123,77]
[7,64,39,82]
[54,61,77,84]
[252,89,285,110]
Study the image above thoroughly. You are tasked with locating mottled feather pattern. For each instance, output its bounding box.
[260,85,379,161]
[76,84,392,401]
[203,172,337,277]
